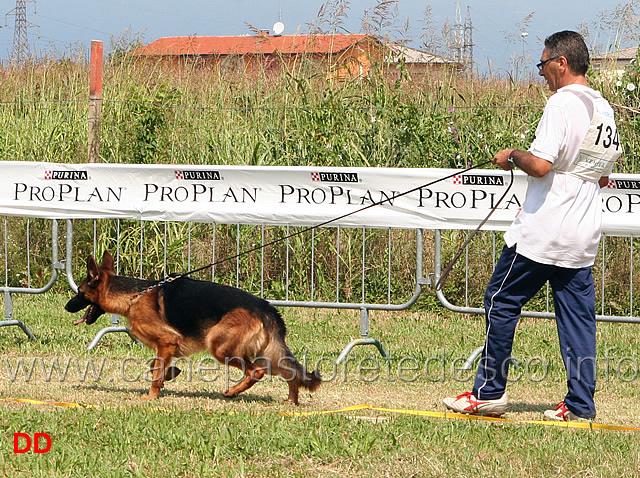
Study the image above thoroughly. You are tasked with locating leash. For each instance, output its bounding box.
[148,159,510,291]
[435,167,514,290]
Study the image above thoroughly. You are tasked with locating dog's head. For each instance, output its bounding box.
[65,251,115,325]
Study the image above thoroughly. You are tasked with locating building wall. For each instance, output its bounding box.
[131,38,458,81]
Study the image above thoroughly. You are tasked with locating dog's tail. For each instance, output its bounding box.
[266,343,321,392]
[289,356,322,392]
[260,308,321,392]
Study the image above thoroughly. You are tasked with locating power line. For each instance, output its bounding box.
[35,13,111,36]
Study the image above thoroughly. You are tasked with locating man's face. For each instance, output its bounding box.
[538,47,560,92]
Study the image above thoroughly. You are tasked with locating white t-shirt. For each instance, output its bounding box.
[504,84,621,268]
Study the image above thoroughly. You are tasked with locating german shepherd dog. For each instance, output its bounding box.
[65,251,321,404]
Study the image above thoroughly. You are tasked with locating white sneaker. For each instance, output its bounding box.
[543,401,589,421]
[443,392,508,417]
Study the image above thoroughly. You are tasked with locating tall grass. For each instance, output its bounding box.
[1,53,636,169]
[0,56,608,168]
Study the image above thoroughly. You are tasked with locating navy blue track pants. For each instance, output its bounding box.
[472,245,597,419]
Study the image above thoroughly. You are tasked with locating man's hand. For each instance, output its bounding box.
[493,149,553,177]
[493,149,515,171]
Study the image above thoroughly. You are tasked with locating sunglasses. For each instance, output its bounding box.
[536,55,559,71]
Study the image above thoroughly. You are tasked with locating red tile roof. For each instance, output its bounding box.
[130,34,373,57]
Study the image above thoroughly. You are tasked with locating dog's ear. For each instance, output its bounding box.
[86,255,100,284]
[100,250,116,273]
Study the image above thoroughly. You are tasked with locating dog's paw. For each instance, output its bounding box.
[141,391,161,400]
[221,389,236,398]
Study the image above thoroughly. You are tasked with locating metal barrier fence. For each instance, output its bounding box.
[1,217,429,361]
[433,229,639,323]
[433,229,640,368]
[0,218,64,340]
[1,216,638,364]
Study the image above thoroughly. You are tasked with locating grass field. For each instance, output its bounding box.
[1,291,640,477]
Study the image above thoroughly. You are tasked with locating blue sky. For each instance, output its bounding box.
[0,1,635,75]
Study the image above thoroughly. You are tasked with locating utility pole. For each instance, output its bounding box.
[448,3,474,75]
[463,6,474,76]
[5,0,38,64]
[450,3,464,65]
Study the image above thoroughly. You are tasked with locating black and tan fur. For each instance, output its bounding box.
[65,251,321,403]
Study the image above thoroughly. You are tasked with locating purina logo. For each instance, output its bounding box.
[175,170,221,181]
[608,179,640,190]
[453,174,504,186]
[310,171,359,183]
[44,170,88,180]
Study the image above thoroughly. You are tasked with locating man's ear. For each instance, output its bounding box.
[557,55,569,72]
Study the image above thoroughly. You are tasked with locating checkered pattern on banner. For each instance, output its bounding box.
[607,179,617,189]
[175,171,184,180]
[44,171,52,180]
[311,172,320,181]
[452,174,462,185]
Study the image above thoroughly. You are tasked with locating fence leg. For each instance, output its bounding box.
[0,291,36,341]
[87,313,140,350]
[461,346,484,371]
[336,308,388,364]
[461,346,519,373]
[0,320,37,341]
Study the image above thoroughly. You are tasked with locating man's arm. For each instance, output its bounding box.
[493,148,553,177]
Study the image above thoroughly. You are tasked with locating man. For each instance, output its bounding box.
[443,31,622,421]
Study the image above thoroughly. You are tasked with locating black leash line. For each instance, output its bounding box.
[435,166,514,291]
[155,159,508,290]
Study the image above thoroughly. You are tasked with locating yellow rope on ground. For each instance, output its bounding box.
[283,404,640,431]
[2,398,639,431]
[1,397,98,409]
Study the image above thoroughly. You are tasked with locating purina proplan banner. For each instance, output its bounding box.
[1,161,638,234]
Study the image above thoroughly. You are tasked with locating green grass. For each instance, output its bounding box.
[1,292,640,477]
[3,406,639,477]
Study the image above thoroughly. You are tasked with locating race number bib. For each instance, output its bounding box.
[566,109,622,182]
